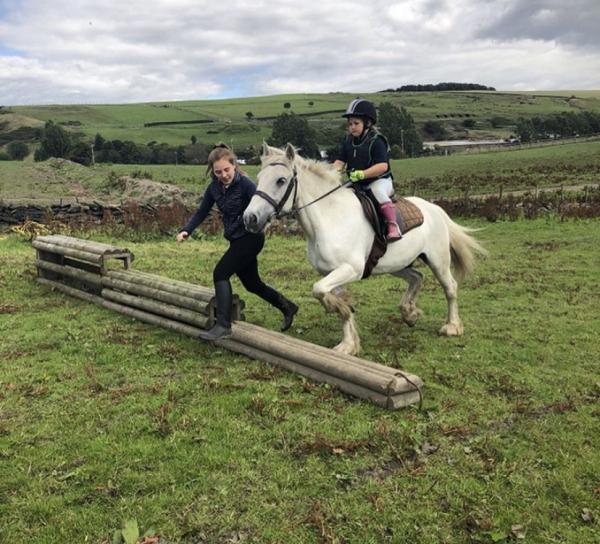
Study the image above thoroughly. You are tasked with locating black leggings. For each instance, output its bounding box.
[213,233,280,306]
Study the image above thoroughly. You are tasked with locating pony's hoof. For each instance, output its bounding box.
[401,307,423,327]
[439,322,463,336]
[333,342,358,356]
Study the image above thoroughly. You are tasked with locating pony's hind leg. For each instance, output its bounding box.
[392,267,424,327]
[312,263,362,355]
[427,253,463,336]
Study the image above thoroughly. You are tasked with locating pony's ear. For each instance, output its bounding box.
[261,140,271,157]
[285,143,295,162]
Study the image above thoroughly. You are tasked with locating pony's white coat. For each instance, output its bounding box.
[243,144,486,355]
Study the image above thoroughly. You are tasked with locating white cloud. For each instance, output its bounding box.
[0,0,598,105]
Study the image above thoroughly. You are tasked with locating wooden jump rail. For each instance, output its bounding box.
[33,235,423,410]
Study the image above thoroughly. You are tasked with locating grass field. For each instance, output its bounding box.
[1,217,599,543]
[2,138,600,205]
[8,90,600,149]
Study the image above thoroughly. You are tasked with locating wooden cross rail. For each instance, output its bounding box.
[33,235,423,410]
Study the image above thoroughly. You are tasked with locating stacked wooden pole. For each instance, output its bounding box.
[33,235,423,410]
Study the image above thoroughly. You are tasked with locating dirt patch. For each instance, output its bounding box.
[0,112,44,131]
[101,176,200,207]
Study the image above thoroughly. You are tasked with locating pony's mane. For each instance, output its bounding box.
[264,145,341,186]
[302,156,342,185]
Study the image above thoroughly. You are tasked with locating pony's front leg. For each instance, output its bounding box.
[312,263,363,355]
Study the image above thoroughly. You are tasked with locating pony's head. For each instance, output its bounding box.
[243,142,300,233]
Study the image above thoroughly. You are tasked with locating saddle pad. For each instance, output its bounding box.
[395,197,424,233]
[354,191,425,279]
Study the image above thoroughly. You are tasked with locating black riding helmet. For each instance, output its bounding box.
[342,99,377,124]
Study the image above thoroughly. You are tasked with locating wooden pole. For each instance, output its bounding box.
[108,270,215,301]
[37,277,104,304]
[36,259,103,288]
[101,288,210,329]
[101,276,212,314]
[32,239,103,264]
[100,298,203,338]
[227,325,408,394]
[35,235,130,256]
[216,339,421,409]
[234,322,411,384]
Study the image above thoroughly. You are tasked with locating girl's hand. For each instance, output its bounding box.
[176,231,189,243]
[349,170,365,182]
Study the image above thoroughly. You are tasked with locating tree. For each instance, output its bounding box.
[190,135,197,145]
[516,118,535,142]
[94,133,105,150]
[69,142,93,166]
[176,145,186,165]
[38,120,72,159]
[118,140,143,163]
[423,120,449,141]
[377,102,423,157]
[6,141,29,160]
[245,111,254,120]
[390,144,402,159]
[269,112,319,158]
[283,102,291,109]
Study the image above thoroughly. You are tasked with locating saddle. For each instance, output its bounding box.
[353,188,424,279]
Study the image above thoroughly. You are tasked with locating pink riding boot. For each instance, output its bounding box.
[379,202,402,242]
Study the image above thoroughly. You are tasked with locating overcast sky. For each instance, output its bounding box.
[1,0,599,106]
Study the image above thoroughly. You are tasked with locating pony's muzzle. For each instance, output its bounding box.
[243,210,261,233]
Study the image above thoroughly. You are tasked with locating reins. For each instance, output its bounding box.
[253,161,350,219]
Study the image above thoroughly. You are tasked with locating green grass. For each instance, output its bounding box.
[1,218,599,543]
[2,139,600,204]
[394,139,600,197]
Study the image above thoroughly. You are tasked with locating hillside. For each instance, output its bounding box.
[2,91,600,213]
[1,139,599,213]
[3,90,600,149]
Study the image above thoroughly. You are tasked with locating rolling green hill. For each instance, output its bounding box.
[2,90,600,206]
[5,90,600,149]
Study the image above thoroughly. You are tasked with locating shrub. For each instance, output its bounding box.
[6,141,30,160]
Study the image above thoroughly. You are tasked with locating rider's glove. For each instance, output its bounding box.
[349,170,365,182]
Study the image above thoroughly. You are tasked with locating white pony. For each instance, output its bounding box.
[243,143,486,356]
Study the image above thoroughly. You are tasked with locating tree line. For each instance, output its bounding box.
[380,83,496,92]
[516,110,600,142]
[269,102,422,160]
[30,122,247,166]
[20,102,423,166]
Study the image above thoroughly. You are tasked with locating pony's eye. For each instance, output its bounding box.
[276,177,287,187]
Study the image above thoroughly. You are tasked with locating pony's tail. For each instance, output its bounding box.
[443,214,487,284]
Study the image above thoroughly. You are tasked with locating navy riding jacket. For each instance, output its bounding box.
[337,129,393,185]
[181,171,257,241]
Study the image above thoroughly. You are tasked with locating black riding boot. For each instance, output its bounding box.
[258,285,298,332]
[275,293,299,332]
[200,280,233,340]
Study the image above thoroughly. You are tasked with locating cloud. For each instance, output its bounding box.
[0,0,598,105]
[476,0,600,49]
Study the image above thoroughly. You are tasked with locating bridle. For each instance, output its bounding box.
[253,162,299,218]
[253,161,350,219]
